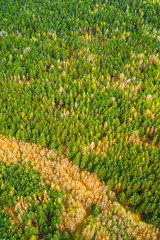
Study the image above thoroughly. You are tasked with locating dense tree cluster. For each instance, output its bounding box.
[0,206,20,240]
[0,136,159,239]
[0,163,69,239]
[0,0,160,229]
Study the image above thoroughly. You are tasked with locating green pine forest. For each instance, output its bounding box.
[0,0,160,239]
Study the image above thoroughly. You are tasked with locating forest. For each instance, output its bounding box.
[0,0,160,239]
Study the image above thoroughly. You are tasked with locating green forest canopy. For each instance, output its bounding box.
[0,0,160,228]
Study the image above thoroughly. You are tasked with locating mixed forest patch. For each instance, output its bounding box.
[0,135,159,240]
[0,0,160,238]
